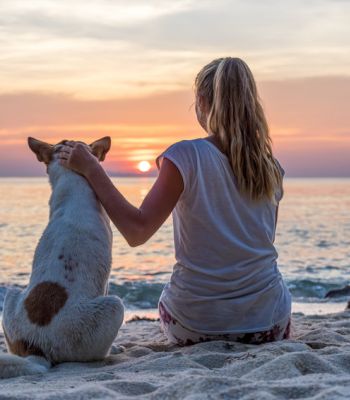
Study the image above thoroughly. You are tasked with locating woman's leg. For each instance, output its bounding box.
[159,302,213,345]
[233,315,291,344]
[159,301,291,346]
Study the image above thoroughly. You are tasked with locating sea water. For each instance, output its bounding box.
[0,177,349,319]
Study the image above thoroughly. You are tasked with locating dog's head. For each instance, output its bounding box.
[27,137,111,168]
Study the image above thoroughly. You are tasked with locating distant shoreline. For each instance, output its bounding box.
[0,175,350,179]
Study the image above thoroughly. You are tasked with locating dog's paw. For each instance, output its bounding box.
[109,345,126,355]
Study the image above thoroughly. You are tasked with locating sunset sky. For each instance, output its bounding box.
[0,0,349,176]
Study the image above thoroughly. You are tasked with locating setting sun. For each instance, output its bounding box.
[137,160,151,172]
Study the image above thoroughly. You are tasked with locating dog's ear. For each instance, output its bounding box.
[90,136,111,161]
[28,137,53,164]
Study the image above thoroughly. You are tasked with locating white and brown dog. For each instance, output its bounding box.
[0,137,124,378]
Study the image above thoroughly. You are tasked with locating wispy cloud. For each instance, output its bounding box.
[0,1,349,176]
[0,0,349,98]
[0,76,349,176]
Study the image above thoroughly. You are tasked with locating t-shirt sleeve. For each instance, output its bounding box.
[274,158,285,202]
[274,158,285,178]
[156,140,195,197]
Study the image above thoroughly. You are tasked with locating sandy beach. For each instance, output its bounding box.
[0,310,349,399]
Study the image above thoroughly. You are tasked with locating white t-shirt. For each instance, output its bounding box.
[156,138,292,334]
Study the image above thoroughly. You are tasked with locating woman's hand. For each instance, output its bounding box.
[58,141,100,177]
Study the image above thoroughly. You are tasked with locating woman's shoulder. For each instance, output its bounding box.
[167,137,216,153]
[160,139,204,159]
[156,139,198,170]
[167,138,200,150]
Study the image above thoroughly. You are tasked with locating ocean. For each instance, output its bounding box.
[0,177,349,319]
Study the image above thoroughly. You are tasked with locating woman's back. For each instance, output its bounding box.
[157,138,291,334]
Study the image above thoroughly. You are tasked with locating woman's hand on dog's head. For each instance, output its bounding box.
[58,141,99,177]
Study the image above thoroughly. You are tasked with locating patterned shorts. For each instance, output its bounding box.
[159,301,291,346]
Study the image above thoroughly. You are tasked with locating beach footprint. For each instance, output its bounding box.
[103,380,158,396]
[109,344,126,355]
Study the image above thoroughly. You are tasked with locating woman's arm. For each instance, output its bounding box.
[58,142,183,247]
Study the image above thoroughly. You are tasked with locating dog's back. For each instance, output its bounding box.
[29,160,112,298]
[2,158,124,372]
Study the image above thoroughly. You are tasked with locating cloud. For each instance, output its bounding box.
[0,0,349,98]
[0,1,349,176]
[0,76,349,176]
[259,76,350,136]
[0,89,198,176]
[0,90,196,129]
[1,76,348,134]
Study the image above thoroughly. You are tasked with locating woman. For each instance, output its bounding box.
[58,57,292,345]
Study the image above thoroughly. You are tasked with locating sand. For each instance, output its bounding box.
[1,310,350,399]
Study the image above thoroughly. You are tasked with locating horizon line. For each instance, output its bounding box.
[0,174,349,179]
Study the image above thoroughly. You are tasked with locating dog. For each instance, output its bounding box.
[0,137,124,379]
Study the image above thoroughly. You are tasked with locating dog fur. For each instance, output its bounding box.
[1,137,124,378]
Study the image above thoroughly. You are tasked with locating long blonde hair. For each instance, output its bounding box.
[195,57,282,202]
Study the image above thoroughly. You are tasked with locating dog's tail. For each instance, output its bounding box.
[0,354,51,379]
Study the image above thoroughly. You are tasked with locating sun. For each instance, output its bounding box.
[137,160,151,172]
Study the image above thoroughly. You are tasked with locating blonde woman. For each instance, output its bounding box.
[58,57,292,345]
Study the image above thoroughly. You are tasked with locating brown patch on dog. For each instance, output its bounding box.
[3,329,45,358]
[24,281,68,326]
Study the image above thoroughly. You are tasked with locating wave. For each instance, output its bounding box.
[286,279,349,301]
[0,284,25,312]
[108,281,164,309]
[0,278,349,314]
[0,282,164,312]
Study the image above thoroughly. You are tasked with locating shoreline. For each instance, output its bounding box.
[0,301,347,326]
[123,301,349,323]
[292,301,348,315]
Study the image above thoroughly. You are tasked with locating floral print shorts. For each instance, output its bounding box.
[159,301,291,346]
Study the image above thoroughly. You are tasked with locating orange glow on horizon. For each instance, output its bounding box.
[0,76,349,177]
